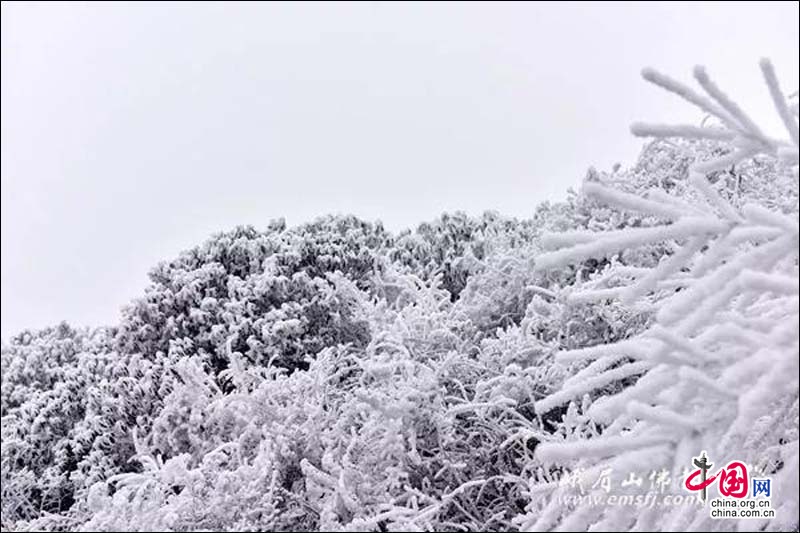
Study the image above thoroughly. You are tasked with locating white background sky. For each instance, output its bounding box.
[1,1,798,339]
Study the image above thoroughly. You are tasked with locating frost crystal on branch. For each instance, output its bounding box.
[528,60,799,532]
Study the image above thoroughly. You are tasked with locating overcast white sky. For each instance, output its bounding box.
[1,1,798,339]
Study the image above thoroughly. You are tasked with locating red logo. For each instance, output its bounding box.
[685,452,748,501]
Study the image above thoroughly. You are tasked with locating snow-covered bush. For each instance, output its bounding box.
[1,325,118,526]
[391,212,540,301]
[117,218,386,374]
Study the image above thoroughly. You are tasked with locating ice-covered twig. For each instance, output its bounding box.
[759,58,800,146]
[528,60,799,531]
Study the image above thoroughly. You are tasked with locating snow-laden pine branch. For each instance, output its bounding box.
[526,60,799,532]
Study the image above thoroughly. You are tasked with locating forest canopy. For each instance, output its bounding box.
[2,61,798,532]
